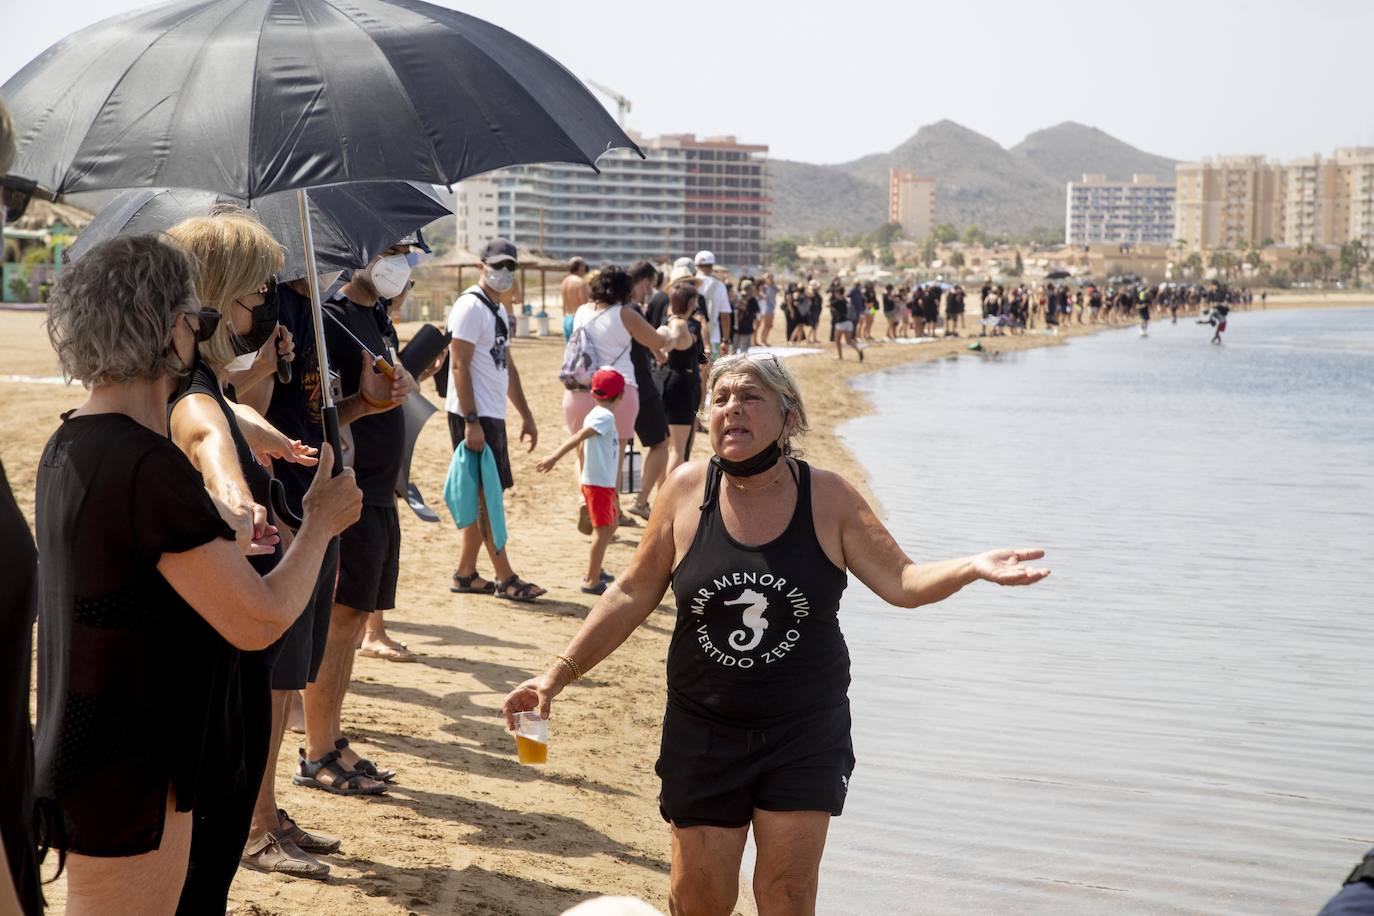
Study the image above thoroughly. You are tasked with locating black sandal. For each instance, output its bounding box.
[495,575,546,603]
[291,748,386,796]
[335,737,396,783]
[451,570,496,594]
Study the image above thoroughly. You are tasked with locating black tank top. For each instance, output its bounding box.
[174,361,277,567]
[173,361,288,669]
[667,459,850,727]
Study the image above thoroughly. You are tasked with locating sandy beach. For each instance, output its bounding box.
[2,290,1368,915]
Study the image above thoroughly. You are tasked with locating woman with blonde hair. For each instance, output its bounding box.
[34,233,361,916]
[506,353,1050,916]
[165,210,335,898]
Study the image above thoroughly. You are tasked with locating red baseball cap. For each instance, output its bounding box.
[591,367,625,401]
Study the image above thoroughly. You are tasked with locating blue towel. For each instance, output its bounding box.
[442,443,507,552]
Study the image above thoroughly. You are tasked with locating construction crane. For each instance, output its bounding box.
[587,79,631,128]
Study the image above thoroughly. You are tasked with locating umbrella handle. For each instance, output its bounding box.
[268,477,303,531]
[322,404,344,484]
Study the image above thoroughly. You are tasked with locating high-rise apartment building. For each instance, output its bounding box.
[1174,156,1284,250]
[888,168,936,239]
[453,133,768,269]
[1281,154,1342,248]
[1336,147,1374,249]
[1065,173,1176,245]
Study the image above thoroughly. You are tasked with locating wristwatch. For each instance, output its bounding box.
[463,412,479,423]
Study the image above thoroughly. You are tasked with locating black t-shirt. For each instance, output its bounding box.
[646,290,670,329]
[735,297,759,335]
[324,295,404,506]
[35,413,239,856]
[0,459,40,913]
[266,284,324,514]
[626,302,661,398]
[829,296,849,324]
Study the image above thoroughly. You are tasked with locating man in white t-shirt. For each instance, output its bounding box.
[446,237,546,601]
[695,250,732,356]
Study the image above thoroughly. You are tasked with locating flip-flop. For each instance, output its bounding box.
[581,581,608,596]
[358,643,418,662]
[577,504,593,535]
[627,503,651,520]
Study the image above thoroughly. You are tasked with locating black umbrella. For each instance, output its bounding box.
[1046,270,1072,280]
[3,0,638,476]
[66,182,450,282]
[3,0,637,199]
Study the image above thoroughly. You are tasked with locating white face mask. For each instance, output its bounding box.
[368,254,411,299]
[486,266,515,293]
[226,351,258,372]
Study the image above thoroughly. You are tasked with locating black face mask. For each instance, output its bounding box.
[711,439,782,478]
[231,277,279,356]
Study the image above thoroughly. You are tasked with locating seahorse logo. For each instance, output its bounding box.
[726,588,770,652]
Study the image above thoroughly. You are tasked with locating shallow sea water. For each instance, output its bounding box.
[818,308,1374,914]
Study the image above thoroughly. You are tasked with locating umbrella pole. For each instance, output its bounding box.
[297,188,344,476]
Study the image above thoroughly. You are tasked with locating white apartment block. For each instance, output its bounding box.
[1065,173,1176,245]
[453,134,768,269]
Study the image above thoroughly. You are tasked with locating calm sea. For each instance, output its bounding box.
[822,307,1374,914]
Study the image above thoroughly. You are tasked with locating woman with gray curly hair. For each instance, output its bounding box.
[34,234,362,916]
[505,352,1051,916]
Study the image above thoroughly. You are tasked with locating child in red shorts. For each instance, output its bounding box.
[537,368,624,594]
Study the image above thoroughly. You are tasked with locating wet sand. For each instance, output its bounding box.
[2,291,1368,914]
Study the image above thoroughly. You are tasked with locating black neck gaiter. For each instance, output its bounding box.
[712,440,782,478]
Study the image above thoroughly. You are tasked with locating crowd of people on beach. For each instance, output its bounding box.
[1,93,1054,913]
[0,76,1286,916]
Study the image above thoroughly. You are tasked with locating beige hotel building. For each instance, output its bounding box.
[1174,148,1374,251]
[888,168,936,240]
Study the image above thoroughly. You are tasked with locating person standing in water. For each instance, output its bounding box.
[503,353,1049,916]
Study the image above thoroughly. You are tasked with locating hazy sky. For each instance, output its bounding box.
[4,0,1372,166]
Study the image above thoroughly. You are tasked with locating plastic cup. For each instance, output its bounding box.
[514,711,548,765]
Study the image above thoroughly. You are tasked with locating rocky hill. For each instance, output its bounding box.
[768,120,1177,239]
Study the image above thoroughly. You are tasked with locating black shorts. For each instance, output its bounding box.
[656,701,855,829]
[270,536,338,689]
[662,371,700,426]
[336,505,400,612]
[634,387,669,448]
[447,413,514,490]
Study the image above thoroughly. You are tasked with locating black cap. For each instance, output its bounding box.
[480,237,517,264]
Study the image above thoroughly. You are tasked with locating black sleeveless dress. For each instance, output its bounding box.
[657,459,856,828]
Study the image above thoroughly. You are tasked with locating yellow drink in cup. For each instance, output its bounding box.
[514,711,548,765]
[516,733,548,764]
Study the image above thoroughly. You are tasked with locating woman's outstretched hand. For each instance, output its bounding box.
[972,548,1051,586]
[503,673,560,731]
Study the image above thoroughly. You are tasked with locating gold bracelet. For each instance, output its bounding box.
[551,657,576,683]
[555,653,582,681]
[359,390,392,410]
